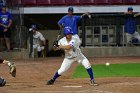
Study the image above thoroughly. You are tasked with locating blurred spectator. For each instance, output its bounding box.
[29,25,46,58]
[58,6,90,45]
[0,0,6,7]
[0,5,12,52]
[124,7,140,46]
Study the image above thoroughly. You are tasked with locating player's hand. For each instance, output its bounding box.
[134,13,140,17]
[29,28,33,31]
[4,29,8,32]
[53,45,60,51]
[53,40,59,47]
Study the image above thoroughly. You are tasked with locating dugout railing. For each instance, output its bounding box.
[80,13,140,47]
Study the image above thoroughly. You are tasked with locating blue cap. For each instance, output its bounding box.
[128,7,133,11]
[68,7,73,12]
[31,25,37,30]
[63,26,73,36]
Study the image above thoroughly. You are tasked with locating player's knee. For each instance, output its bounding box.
[83,62,91,69]
[58,68,67,75]
[58,70,64,75]
[82,59,91,69]
[85,65,91,69]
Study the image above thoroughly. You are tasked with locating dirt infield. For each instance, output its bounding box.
[0,57,140,93]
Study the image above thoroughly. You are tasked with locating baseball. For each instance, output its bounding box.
[105,62,110,66]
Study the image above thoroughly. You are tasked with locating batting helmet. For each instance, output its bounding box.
[68,7,74,12]
[128,7,133,11]
[63,26,73,36]
[0,77,6,87]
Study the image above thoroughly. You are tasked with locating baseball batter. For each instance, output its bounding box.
[29,25,45,57]
[47,27,98,86]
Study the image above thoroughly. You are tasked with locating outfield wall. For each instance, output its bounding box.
[81,47,140,57]
[2,30,139,59]
[1,47,140,60]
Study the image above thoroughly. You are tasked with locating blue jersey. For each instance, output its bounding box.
[124,17,136,34]
[0,11,12,30]
[58,15,81,35]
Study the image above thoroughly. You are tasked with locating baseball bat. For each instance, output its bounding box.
[52,29,62,48]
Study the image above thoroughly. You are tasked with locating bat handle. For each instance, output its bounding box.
[57,35,61,40]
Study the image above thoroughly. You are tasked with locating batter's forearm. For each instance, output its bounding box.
[59,45,72,50]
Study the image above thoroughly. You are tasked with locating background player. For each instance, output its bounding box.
[58,6,90,45]
[124,7,140,46]
[0,5,12,52]
[29,25,46,57]
[47,27,98,86]
[0,58,16,86]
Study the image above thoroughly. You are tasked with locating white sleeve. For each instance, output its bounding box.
[39,33,45,41]
[58,37,64,45]
[58,40,61,45]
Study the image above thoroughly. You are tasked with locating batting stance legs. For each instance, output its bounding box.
[47,57,97,86]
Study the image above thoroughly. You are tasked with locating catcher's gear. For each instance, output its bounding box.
[0,77,6,87]
[9,63,16,77]
[53,40,59,47]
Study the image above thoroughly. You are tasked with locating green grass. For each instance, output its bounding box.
[72,63,140,78]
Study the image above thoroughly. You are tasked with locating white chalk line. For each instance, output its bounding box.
[7,87,112,93]
[62,85,82,88]
[7,90,112,93]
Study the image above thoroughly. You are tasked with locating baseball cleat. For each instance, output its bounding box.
[9,63,16,77]
[90,80,98,86]
[47,79,55,85]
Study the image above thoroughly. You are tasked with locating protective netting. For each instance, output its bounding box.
[6,0,28,50]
